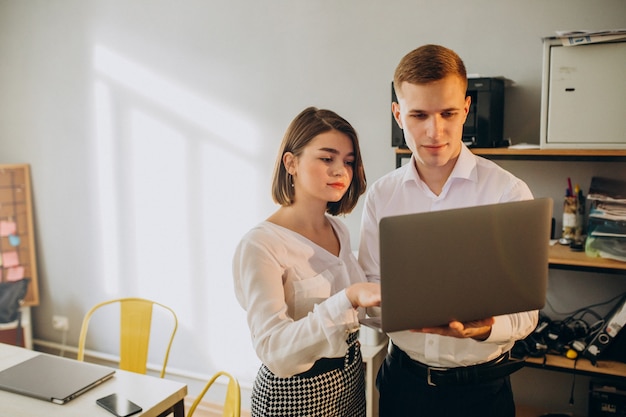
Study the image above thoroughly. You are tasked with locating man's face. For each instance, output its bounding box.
[392,75,470,170]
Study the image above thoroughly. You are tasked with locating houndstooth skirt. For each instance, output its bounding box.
[251,332,365,417]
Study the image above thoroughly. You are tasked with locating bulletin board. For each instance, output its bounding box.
[0,164,39,306]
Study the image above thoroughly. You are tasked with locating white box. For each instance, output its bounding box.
[540,38,626,149]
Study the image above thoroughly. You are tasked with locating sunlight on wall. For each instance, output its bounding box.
[128,110,193,300]
[93,81,121,295]
[92,45,258,148]
[90,44,263,377]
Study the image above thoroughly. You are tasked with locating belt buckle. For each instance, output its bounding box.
[426,366,447,386]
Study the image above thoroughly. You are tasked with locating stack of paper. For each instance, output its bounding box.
[585,177,626,262]
[554,29,626,46]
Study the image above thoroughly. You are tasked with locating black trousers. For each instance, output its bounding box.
[376,351,516,417]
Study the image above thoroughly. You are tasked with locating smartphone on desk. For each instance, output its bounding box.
[96,393,142,417]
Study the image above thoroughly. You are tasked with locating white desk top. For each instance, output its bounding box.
[0,343,187,417]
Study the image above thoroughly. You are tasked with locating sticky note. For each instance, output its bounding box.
[6,266,25,281]
[1,251,19,268]
[0,220,17,237]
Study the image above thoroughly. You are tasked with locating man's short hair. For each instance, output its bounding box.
[393,44,467,97]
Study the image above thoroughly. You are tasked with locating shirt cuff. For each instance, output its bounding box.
[484,315,513,343]
[339,289,360,332]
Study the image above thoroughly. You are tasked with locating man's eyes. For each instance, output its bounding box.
[410,112,457,119]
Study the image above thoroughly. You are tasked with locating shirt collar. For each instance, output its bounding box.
[451,144,478,183]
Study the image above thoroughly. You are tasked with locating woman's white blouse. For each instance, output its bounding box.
[233,216,364,378]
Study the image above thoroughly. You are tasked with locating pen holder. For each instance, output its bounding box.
[562,196,582,240]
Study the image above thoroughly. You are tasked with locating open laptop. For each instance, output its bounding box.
[361,198,553,333]
[0,353,115,404]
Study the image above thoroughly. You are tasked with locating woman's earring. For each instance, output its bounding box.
[289,174,294,187]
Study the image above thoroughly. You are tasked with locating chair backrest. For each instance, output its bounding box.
[77,297,178,378]
[187,371,241,417]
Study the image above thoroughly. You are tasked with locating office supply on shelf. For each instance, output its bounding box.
[539,37,626,149]
[0,342,187,417]
[508,143,540,150]
[554,29,626,46]
[586,177,626,263]
[363,198,553,333]
[0,352,115,404]
[589,381,626,417]
[583,295,626,364]
[562,178,584,242]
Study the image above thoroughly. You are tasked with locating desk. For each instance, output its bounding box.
[0,343,187,417]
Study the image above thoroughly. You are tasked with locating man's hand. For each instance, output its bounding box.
[412,317,495,341]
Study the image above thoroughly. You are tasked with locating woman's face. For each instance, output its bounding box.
[285,130,355,205]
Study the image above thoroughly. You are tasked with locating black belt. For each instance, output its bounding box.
[296,333,360,378]
[390,343,524,386]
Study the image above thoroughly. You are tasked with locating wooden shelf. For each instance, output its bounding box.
[394,148,626,166]
[525,354,626,381]
[472,148,626,160]
[516,404,583,417]
[549,244,626,274]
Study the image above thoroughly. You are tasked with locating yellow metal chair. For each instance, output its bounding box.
[77,297,178,378]
[187,370,241,417]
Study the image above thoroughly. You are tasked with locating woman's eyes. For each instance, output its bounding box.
[320,157,355,167]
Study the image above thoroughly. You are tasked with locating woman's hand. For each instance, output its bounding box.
[345,282,381,309]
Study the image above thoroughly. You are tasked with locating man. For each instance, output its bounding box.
[358,44,538,416]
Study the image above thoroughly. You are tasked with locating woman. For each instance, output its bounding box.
[233,107,380,416]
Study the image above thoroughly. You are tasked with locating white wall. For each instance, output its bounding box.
[1,0,625,411]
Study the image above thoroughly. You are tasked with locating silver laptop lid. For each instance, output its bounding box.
[0,354,115,404]
[377,198,553,333]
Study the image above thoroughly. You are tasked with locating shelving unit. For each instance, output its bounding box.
[394,147,626,383]
[549,243,626,274]
[395,147,626,167]
[525,353,626,382]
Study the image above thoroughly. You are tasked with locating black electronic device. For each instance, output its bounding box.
[601,322,626,363]
[463,77,505,148]
[583,295,626,365]
[96,393,142,417]
[390,83,405,148]
[589,381,626,417]
[391,77,506,149]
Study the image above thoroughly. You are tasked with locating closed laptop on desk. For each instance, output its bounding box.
[371,198,552,333]
[0,353,115,404]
